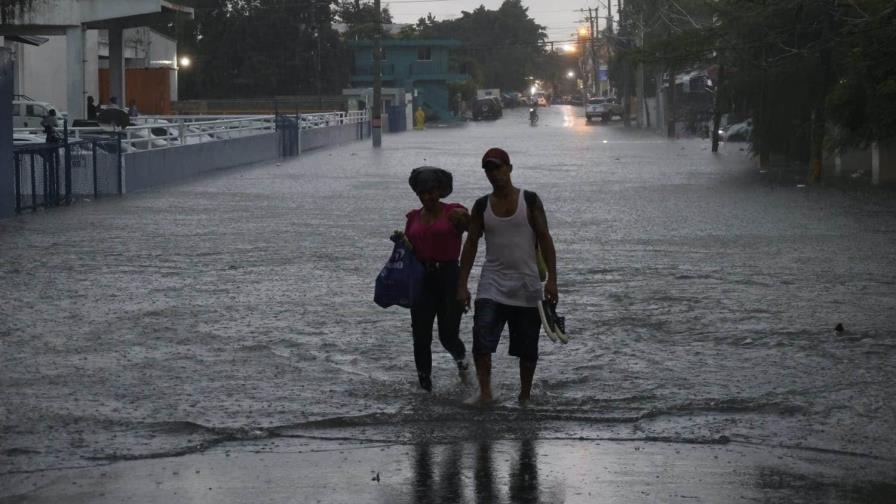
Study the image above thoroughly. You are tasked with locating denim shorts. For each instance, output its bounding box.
[472,298,541,362]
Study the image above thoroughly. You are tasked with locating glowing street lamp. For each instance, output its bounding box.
[567,71,575,79]
[179,56,192,68]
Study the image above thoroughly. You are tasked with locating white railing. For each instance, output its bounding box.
[12,111,369,152]
[289,111,368,129]
[125,115,277,150]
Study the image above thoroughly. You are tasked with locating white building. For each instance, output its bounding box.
[0,0,191,118]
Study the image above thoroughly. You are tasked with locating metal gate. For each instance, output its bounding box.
[13,135,123,213]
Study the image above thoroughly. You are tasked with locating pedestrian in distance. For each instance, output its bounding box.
[402,166,471,391]
[457,148,558,405]
[41,109,61,144]
[414,107,426,130]
[86,96,97,120]
[127,99,139,118]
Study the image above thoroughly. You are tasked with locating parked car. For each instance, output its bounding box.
[585,97,622,122]
[570,95,584,106]
[719,119,752,142]
[473,97,502,120]
[13,133,45,145]
[12,95,67,128]
[501,92,522,108]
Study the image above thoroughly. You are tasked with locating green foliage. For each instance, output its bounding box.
[164,0,350,99]
[623,0,896,157]
[142,0,552,100]
[825,1,896,148]
[448,80,477,102]
[335,1,392,40]
[411,0,548,92]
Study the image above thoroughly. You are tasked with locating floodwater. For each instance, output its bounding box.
[1,106,895,487]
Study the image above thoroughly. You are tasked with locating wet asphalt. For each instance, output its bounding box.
[1,105,895,502]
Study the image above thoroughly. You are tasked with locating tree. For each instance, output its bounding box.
[164,0,349,99]
[412,0,548,92]
[622,0,896,180]
[335,0,392,40]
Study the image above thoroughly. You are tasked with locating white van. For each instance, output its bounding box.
[12,96,67,128]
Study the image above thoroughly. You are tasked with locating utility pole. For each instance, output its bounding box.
[315,5,322,111]
[619,0,631,127]
[372,0,382,148]
[608,0,614,35]
[588,7,598,96]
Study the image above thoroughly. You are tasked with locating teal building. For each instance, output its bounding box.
[349,39,470,121]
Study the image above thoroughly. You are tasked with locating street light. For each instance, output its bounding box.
[567,71,575,79]
[179,56,191,68]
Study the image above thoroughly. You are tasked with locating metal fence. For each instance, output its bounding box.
[13,135,122,213]
[10,111,370,213]
[276,111,370,157]
[15,112,368,154]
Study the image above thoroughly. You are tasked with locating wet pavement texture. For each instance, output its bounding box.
[3,437,895,504]
[1,105,895,501]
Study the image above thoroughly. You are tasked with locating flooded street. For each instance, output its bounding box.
[2,105,895,500]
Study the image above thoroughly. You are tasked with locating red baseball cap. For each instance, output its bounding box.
[481,147,511,169]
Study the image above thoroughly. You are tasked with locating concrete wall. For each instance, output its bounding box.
[300,122,368,152]
[13,36,68,107]
[122,133,277,193]
[4,0,162,26]
[873,139,896,185]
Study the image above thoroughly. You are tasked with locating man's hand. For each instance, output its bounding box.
[544,279,558,304]
[457,283,471,312]
[447,208,470,230]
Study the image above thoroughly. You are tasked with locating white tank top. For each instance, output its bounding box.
[476,190,542,307]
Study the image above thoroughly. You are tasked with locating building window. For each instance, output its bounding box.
[417,47,431,61]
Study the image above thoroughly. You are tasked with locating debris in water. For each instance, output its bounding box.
[835,323,844,333]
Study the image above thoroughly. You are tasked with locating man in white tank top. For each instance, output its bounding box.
[457,147,558,405]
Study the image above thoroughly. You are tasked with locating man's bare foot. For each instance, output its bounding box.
[464,393,494,406]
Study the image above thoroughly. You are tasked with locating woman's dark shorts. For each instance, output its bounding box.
[472,298,540,362]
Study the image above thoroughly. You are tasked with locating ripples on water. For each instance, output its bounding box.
[1,108,895,472]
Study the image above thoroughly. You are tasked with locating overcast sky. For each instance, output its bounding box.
[384,0,619,44]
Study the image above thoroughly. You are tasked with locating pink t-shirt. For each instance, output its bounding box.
[405,202,467,262]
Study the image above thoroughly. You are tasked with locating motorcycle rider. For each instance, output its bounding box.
[529,106,538,125]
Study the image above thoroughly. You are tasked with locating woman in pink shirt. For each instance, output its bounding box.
[404,166,470,391]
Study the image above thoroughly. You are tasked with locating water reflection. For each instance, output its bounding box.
[410,440,541,503]
[438,443,464,502]
[474,441,497,504]
[508,440,539,503]
[412,444,437,504]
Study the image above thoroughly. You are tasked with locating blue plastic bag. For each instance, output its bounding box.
[374,234,425,309]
